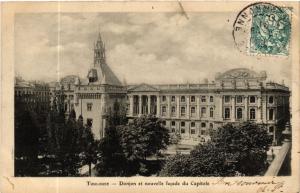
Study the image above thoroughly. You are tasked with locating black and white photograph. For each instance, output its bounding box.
[1,1,300,193]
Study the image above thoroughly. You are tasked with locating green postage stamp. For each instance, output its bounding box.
[233,2,292,56]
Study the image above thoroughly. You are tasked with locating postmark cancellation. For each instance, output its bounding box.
[233,2,292,56]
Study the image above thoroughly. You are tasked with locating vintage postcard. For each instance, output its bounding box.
[0,1,299,193]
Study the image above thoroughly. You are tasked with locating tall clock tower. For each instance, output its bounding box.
[74,32,126,139]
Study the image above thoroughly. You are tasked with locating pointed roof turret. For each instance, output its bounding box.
[87,32,122,86]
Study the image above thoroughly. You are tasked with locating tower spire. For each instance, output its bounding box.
[94,31,106,67]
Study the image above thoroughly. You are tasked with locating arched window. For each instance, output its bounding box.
[171,96,176,102]
[181,96,186,102]
[181,106,186,116]
[171,106,176,113]
[269,96,274,104]
[224,108,230,119]
[191,96,195,102]
[250,108,256,120]
[210,107,214,118]
[236,108,243,119]
[191,107,196,113]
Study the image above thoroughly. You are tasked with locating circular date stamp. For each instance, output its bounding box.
[233,2,291,56]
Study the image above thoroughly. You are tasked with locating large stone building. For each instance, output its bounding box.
[73,34,126,139]
[126,70,290,144]
[15,77,51,113]
[48,33,291,144]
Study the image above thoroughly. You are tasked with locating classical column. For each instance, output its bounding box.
[167,95,171,117]
[244,96,248,121]
[176,96,180,118]
[147,95,151,114]
[186,96,190,119]
[129,95,134,116]
[219,95,223,121]
[257,96,262,122]
[138,95,142,116]
[231,96,235,122]
[196,96,200,119]
[156,95,160,117]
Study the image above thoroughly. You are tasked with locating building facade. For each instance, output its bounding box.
[15,77,51,113]
[40,33,290,144]
[126,69,290,144]
[73,34,126,139]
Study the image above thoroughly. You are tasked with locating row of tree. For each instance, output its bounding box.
[160,122,273,176]
[15,90,273,176]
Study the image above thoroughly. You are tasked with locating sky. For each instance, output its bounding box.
[15,12,291,85]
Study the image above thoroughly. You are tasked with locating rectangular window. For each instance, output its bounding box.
[171,96,176,102]
[181,122,185,127]
[191,122,195,127]
[162,106,167,116]
[87,103,92,111]
[201,107,206,117]
[224,108,230,119]
[236,108,243,119]
[201,130,206,135]
[269,109,274,120]
[210,96,214,102]
[162,96,166,102]
[269,126,274,133]
[210,108,214,118]
[181,129,185,134]
[191,106,196,114]
[250,96,256,103]
[181,96,185,102]
[201,96,206,102]
[250,108,256,120]
[171,121,176,126]
[269,96,274,104]
[236,96,243,103]
[224,96,230,103]
[191,129,196,134]
[191,96,195,102]
[181,107,186,116]
[171,106,176,117]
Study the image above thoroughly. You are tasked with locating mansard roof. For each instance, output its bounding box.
[215,68,267,81]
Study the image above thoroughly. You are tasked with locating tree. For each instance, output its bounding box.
[160,154,191,176]
[96,114,170,176]
[210,122,272,176]
[77,115,98,176]
[118,115,170,175]
[160,122,272,176]
[14,103,40,176]
[119,115,170,161]
[96,126,128,176]
[45,105,99,176]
